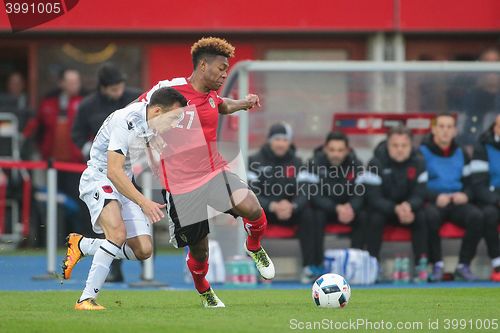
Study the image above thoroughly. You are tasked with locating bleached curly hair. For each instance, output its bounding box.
[191,37,235,68]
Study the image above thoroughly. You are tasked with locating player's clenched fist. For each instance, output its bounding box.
[140,199,166,223]
[245,94,261,109]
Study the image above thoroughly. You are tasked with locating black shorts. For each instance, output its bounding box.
[162,171,249,248]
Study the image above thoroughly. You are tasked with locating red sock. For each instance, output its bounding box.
[243,208,267,252]
[186,252,210,293]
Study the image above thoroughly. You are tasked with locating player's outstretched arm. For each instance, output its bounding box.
[107,150,166,223]
[219,94,260,114]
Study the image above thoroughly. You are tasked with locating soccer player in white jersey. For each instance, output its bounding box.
[62,87,187,310]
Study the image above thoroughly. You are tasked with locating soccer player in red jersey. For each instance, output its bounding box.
[140,37,275,307]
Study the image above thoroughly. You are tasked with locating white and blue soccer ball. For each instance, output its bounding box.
[312,273,351,308]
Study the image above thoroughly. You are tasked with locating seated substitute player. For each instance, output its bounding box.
[62,87,187,310]
[304,131,365,283]
[362,126,428,271]
[139,37,275,308]
[470,114,500,282]
[247,123,311,282]
[421,112,485,281]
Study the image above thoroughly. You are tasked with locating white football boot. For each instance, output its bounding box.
[244,242,275,280]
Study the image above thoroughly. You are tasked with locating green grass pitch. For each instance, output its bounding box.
[1,288,499,333]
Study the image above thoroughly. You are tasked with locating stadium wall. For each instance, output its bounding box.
[1,0,500,32]
[1,0,499,106]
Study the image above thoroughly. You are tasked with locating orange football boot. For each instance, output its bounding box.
[62,233,84,280]
[74,298,105,311]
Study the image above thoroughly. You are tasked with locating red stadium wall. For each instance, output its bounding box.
[1,0,499,32]
[399,0,500,32]
[2,0,499,106]
[0,0,394,32]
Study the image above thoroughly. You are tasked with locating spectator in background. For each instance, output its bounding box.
[0,72,33,157]
[305,131,365,282]
[470,114,500,282]
[247,123,312,281]
[71,63,141,283]
[4,71,28,110]
[478,47,500,62]
[23,67,84,162]
[23,67,86,235]
[362,127,428,273]
[421,113,484,282]
[0,72,35,241]
[458,47,500,146]
[0,72,31,129]
[72,63,141,160]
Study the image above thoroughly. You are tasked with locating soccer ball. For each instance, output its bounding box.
[312,273,351,308]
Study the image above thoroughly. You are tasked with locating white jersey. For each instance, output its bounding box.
[87,101,150,178]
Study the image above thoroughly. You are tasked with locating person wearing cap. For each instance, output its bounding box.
[71,63,141,282]
[72,62,142,160]
[247,122,313,280]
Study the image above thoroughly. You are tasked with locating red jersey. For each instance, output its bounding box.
[23,93,84,162]
[139,78,227,194]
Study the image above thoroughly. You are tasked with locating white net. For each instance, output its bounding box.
[221,62,500,162]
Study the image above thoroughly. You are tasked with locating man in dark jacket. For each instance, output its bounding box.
[458,48,500,146]
[363,126,428,267]
[71,63,141,282]
[72,63,141,160]
[307,131,365,262]
[421,112,484,281]
[247,123,313,281]
[471,114,500,282]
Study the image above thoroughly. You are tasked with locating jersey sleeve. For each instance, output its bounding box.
[107,117,131,156]
[140,78,187,102]
[140,81,164,102]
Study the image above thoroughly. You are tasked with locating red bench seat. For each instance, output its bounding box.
[264,222,500,240]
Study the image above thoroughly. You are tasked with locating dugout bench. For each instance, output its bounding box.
[261,113,499,280]
[264,112,479,241]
